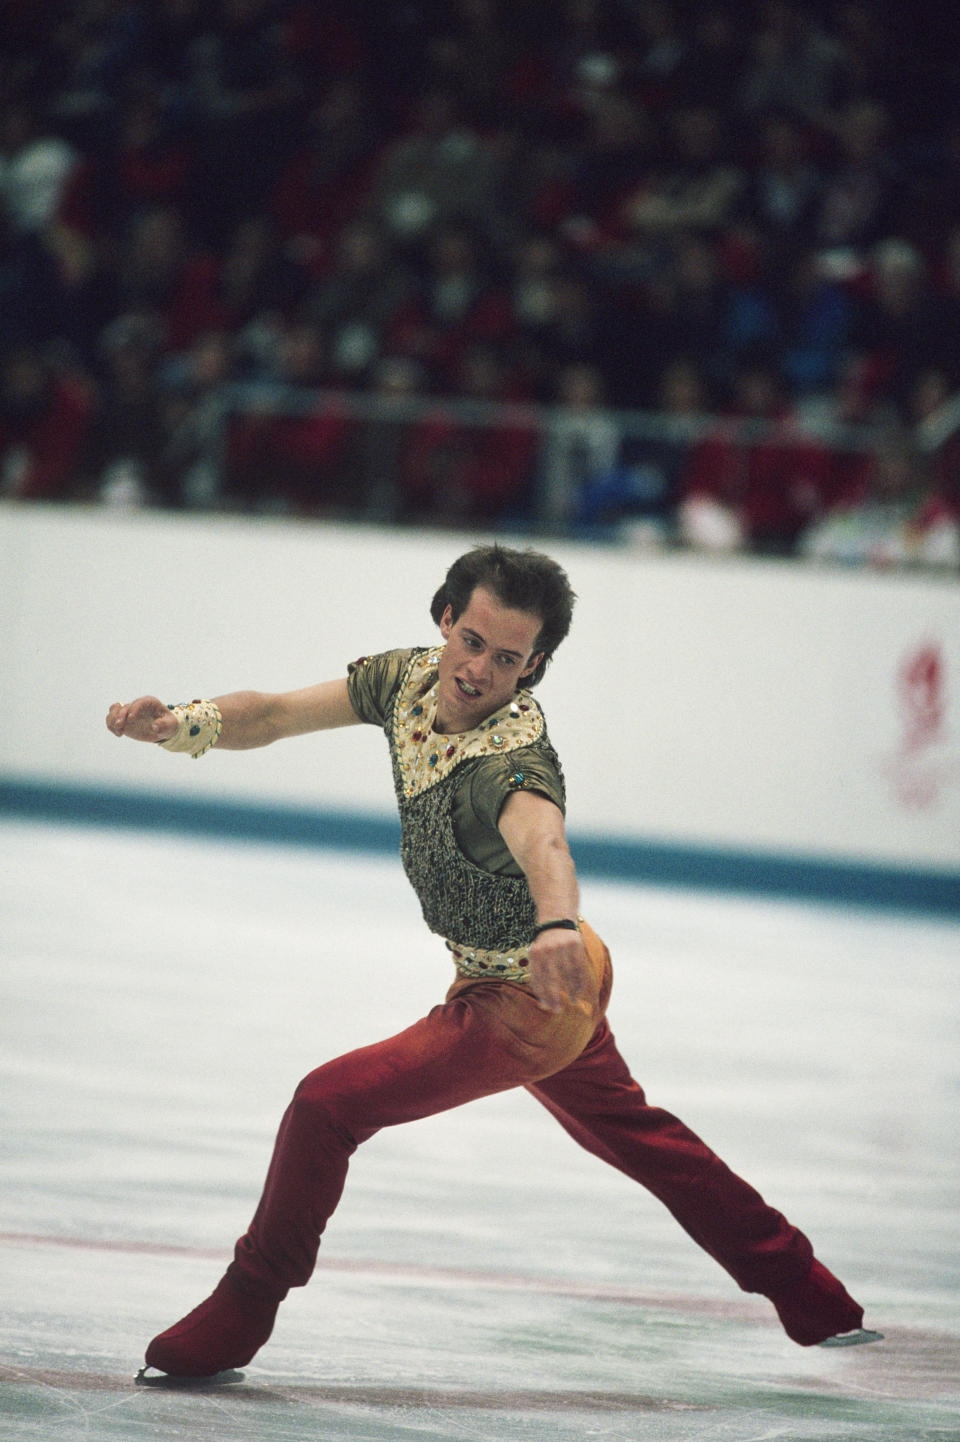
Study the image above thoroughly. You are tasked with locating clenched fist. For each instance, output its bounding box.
[105,696,178,744]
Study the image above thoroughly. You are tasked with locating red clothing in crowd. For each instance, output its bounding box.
[400,402,539,524]
[0,374,94,501]
[684,420,835,551]
[225,397,354,513]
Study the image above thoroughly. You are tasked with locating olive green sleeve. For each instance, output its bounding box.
[450,747,566,875]
[346,649,416,726]
[464,748,566,831]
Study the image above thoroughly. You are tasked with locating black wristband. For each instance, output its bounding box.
[531,918,580,938]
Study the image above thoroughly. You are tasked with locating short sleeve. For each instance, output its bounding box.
[346,649,414,726]
[462,746,565,833]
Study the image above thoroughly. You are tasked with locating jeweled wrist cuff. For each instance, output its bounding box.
[159,699,222,758]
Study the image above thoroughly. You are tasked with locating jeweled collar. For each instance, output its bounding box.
[392,647,544,798]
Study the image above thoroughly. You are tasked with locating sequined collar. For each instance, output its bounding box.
[392,648,544,798]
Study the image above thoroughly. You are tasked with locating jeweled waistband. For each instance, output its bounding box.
[445,938,531,982]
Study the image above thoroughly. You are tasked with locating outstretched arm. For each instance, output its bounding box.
[497,788,596,1015]
[106,679,361,751]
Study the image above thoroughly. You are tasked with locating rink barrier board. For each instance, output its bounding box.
[3,778,958,919]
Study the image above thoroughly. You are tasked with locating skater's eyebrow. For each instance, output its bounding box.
[462,627,525,662]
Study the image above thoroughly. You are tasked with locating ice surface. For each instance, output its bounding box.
[1,819,958,1441]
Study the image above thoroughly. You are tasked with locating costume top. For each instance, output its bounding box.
[347,647,565,978]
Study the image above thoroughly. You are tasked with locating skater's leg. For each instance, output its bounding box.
[527,1019,864,1345]
[146,972,602,1376]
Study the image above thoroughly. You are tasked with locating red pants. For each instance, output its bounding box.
[228,925,814,1303]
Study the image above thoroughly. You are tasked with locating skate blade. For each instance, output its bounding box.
[136,1366,246,1387]
[819,1328,884,1348]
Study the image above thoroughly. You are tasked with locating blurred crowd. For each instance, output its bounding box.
[1,0,959,567]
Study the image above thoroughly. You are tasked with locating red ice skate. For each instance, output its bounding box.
[770,1258,881,1347]
[143,1273,281,1377]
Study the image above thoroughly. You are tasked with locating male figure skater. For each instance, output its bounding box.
[106,544,880,1376]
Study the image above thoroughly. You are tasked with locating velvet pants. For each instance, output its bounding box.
[227,925,814,1303]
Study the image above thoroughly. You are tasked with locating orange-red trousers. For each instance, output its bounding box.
[229,924,814,1301]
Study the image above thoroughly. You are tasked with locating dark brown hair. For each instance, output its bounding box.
[430,545,576,688]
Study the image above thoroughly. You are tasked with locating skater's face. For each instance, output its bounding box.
[435,585,543,733]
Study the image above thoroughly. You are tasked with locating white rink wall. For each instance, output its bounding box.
[2,503,959,885]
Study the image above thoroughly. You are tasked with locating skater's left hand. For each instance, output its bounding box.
[527,928,596,1015]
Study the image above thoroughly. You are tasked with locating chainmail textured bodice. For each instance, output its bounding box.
[383,649,564,951]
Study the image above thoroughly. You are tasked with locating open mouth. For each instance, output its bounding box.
[455,678,481,699]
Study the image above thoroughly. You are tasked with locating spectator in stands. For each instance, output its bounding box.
[737,113,822,269]
[538,361,621,530]
[504,233,611,401]
[303,217,412,386]
[160,328,238,510]
[813,100,902,259]
[642,233,778,400]
[140,0,209,102]
[508,234,566,340]
[574,357,708,545]
[565,94,654,243]
[800,427,960,569]
[224,320,351,515]
[0,345,93,502]
[679,360,831,554]
[218,216,308,334]
[371,87,505,243]
[184,0,302,245]
[116,203,226,352]
[831,1,895,107]
[905,368,960,526]
[42,1,147,137]
[0,99,111,363]
[339,356,425,524]
[421,0,520,129]
[0,207,117,372]
[673,6,745,113]
[87,314,167,506]
[0,102,78,237]
[400,343,538,527]
[848,239,951,418]
[909,368,955,432]
[403,221,513,391]
[777,250,853,399]
[270,79,382,260]
[92,85,194,226]
[622,105,744,239]
[545,0,622,101]
[738,2,844,126]
[627,0,687,108]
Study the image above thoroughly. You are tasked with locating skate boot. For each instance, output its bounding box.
[769,1258,879,1347]
[144,1273,282,1377]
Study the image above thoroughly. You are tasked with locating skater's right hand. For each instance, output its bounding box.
[105,696,179,744]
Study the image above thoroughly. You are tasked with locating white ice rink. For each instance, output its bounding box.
[1,817,958,1441]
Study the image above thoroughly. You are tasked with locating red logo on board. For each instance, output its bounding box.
[884,643,959,808]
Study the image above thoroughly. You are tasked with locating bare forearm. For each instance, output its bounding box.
[516,830,580,923]
[519,833,591,1015]
[212,691,292,749]
[497,789,593,1014]
[206,680,362,748]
